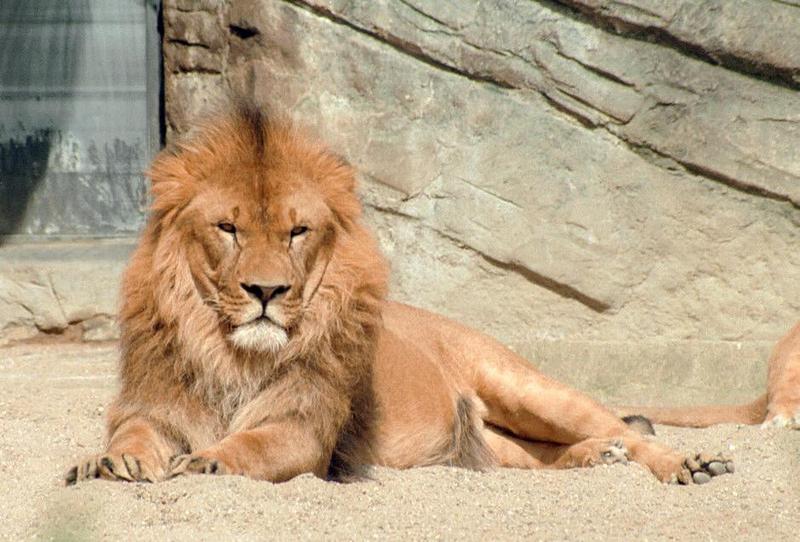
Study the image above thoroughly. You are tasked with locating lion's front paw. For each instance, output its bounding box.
[168,454,228,478]
[678,453,735,485]
[64,453,159,486]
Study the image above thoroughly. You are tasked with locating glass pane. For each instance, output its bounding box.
[0,0,156,237]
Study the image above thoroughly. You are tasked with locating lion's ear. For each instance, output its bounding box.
[322,154,363,228]
[146,147,196,217]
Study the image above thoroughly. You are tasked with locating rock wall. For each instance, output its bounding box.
[161,0,800,363]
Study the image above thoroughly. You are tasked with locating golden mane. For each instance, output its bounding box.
[112,101,387,476]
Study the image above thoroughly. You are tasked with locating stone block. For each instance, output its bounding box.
[0,240,135,345]
[164,43,223,73]
[164,8,225,52]
[169,0,223,13]
[164,73,227,134]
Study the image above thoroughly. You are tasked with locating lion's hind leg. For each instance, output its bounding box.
[482,426,629,470]
[484,427,733,484]
[471,347,735,484]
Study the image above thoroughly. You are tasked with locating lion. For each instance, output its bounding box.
[615,322,800,430]
[65,100,732,487]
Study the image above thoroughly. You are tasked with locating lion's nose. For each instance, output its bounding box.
[240,282,290,305]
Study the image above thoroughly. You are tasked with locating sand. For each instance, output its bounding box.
[1,342,798,541]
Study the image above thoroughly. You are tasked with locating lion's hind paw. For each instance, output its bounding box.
[565,437,630,469]
[599,439,630,466]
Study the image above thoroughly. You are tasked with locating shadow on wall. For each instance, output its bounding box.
[0,0,87,243]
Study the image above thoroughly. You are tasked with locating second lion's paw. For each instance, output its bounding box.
[761,408,800,430]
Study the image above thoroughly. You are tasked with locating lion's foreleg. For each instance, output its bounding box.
[169,369,350,482]
[169,420,327,482]
[65,416,178,484]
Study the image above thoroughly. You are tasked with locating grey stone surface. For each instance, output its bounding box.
[0,240,134,345]
[158,0,800,358]
[162,0,227,136]
[164,9,224,51]
[172,0,224,13]
[558,0,800,85]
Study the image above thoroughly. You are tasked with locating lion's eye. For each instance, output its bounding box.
[218,222,237,234]
[290,225,309,237]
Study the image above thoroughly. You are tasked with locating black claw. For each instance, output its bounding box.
[64,467,78,486]
[122,454,141,480]
[100,456,115,474]
[209,461,218,474]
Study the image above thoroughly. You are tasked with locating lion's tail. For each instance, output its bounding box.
[613,393,768,428]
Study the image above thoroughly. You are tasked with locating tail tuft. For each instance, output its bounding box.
[622,414,656,435]
[449,395,496,470]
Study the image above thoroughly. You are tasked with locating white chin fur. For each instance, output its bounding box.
[230,320,288,353]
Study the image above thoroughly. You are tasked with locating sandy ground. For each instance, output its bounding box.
[1,342,798,541]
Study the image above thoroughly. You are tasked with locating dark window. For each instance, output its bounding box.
[0,0,161,239]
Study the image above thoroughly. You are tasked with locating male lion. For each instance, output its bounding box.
[66,101,732,486]
[616,322,800,430]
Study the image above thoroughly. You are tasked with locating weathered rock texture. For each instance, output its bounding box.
[0,241,131,345]
[160,0,799,368]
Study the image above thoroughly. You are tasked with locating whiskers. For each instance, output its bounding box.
[201,292,222,312]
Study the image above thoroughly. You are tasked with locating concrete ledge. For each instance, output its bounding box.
[0,239,136,345]
[517,340,771,406]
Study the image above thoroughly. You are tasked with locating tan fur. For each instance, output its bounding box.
[65,102,732,486]
[616,322,800,429]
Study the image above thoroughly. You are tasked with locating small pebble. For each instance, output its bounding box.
[692,472,711,484]
[707,462,726,476]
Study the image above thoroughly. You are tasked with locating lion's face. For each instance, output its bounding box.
[182,166,337,354]
[147,107,363,355]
